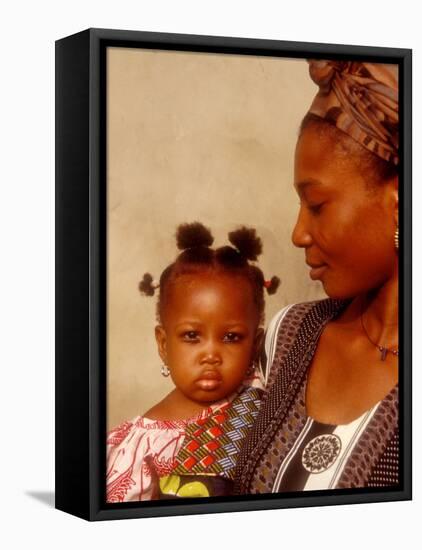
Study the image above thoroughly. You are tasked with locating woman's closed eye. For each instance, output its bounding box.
[308,201,325,214]
[298,199,326,216]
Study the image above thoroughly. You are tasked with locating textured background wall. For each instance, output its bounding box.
[107,48,326,429]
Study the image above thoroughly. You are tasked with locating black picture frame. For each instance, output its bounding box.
[55,27,412,521]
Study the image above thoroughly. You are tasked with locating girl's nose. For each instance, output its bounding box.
[200,341,222,365]
[291,206,313,249]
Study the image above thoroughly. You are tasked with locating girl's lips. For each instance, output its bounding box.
[195,379,222,391]
[309,264,327,280]
[195,371,222,391]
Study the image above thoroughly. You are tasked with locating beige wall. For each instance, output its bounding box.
[107,47,326,430]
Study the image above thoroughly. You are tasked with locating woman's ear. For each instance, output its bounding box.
[155,325,168,364]
[394,178,398,226]
[389,175,399,226]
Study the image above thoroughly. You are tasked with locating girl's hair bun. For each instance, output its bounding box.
[265,275,281,295]
[228,226,262,261]
[176,222,214,250]
[215,245,245,267]
[139,272,156,296]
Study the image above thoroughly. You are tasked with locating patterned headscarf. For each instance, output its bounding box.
[307,60,399,165]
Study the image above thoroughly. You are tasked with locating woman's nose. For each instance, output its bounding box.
[291,207,313,248]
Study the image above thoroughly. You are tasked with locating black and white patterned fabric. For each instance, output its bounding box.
[234,299,400,494]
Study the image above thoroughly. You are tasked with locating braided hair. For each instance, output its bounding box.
[139,222,280,324]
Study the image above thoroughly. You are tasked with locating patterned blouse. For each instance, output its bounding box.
[106,375,263,502]
[234,299,400,494]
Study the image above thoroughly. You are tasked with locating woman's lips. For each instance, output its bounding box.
[195,371,222,391]
[308,264,327,280]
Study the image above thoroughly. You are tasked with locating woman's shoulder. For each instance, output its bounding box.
[262,298,345,386]
[266,298,345,341]
[264,298,333,351]
[273,297,341,320]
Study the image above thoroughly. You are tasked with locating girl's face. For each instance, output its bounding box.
[292,126,398,300]
[155,272,262,404]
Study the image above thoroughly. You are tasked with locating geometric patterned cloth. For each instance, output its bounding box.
[172,386,263,481]
[234,299,400,495]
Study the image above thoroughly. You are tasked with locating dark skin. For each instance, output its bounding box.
[293,126,398,424]
[144,273,263,421]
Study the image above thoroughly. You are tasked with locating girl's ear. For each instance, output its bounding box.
[155,325,168,364]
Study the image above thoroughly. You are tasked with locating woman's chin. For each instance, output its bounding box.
[322,281,363,301]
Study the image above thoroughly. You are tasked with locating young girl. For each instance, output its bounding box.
[106,222,279,502]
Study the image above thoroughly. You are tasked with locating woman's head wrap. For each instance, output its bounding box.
[307,60,399,165]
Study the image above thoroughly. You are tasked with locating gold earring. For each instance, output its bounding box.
[395,225,399,251]
[161,364,170,377]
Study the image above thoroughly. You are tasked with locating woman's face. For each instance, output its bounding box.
[155,272,262,404]
[292,126,398,299]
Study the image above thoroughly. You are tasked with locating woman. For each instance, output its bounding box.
[234,60,399,493]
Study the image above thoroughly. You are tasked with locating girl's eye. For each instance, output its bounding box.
[182,331,199,342]
[223,332,242,343]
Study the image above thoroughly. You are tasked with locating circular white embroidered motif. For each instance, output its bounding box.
[302,434,342,473]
